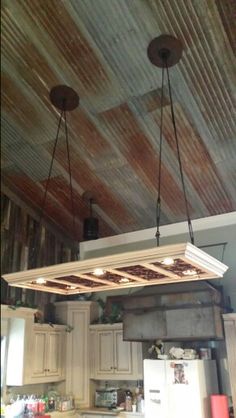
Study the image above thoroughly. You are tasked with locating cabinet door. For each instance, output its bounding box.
[31,330,47,377]
[90,324,143,380]
[30,326,65,382]
[96,330,114,375]
[67,307,91,407]
[46,331,62,377]
[114,330,132,375]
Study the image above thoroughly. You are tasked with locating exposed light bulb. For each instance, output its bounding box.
[36,277,46,284]
[70,286,77,290]
[162,257,174,266]
[93,268,105,276]
[183,269,197,276]
[119,277,130,283]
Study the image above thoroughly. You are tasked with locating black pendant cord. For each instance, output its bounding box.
[89,198,93,217]
[166,63,194,245]
[156,65,165,246]
[64,109,77,245]
[31,108,64,267]
[40,108,64,228]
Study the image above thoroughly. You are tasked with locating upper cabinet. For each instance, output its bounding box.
[89,323,143,380]
[29,324,66,383]
[2,305,65,386]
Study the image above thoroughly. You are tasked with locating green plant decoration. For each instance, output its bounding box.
[95,298,123,324]
[65,325,74,333]
[8,300,38,310]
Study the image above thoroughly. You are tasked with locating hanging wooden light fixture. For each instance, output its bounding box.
[2,37,228,295]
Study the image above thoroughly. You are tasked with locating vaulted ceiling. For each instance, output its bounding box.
[1,0,236,244]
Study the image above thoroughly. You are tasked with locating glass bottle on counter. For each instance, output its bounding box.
[24,395,38,417]
[43,394,49,412]
[37,396,46,415]
[48,396,55,411]
[135,380,144,413]
[125,390,133,412]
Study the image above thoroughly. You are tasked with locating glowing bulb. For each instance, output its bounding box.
[70,286,77,290]
[162,257,174,266]
[93,268,105,276]
[36,277,46,284]
[183,269,197,276]
[119,278,130,283]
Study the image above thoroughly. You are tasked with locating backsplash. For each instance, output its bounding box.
[94,380,143,390]
[5,383,52,403]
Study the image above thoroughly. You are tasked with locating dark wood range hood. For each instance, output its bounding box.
[122,281,228,341]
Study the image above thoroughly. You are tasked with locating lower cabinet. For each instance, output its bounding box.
[90,323,143,380]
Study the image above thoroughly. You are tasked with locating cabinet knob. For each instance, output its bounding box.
[113,366,117,369]
[110,366,113,369]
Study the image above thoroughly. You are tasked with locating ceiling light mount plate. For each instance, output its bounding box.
[147,34,183,68]
[50,85,79,111]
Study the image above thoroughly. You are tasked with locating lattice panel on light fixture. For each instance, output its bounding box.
[3,243,228,295]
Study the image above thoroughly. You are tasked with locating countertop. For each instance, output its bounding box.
[77,407,122,415]
[50,410,77,417]
[77,408,144,417]
[47,407,144,417]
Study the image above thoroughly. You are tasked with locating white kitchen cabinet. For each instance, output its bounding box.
[55,301,99,408]
[3,306,37,386]
[29,324,65,383]
[90,323,143,380]
[2,306,65,386]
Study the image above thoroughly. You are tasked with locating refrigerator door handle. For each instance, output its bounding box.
[150,399,161,404]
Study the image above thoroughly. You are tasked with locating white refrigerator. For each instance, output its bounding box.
[144,359,218,418]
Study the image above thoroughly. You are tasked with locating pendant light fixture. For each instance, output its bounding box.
[3,38,228,295]
[83,193,99,241]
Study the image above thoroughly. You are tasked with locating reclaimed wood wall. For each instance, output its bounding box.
[1,192,76,308]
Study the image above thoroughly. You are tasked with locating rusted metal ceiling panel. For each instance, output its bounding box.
[1,0,236,245]
[155,104,235,214]
[215,0,236,55]
[98,102,193,218]
[2,171,80,237]
[44,139,140,232]
[39,175,115,239]
[148,1,236,145]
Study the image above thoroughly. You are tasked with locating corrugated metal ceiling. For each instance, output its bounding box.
[1,0,236,243]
